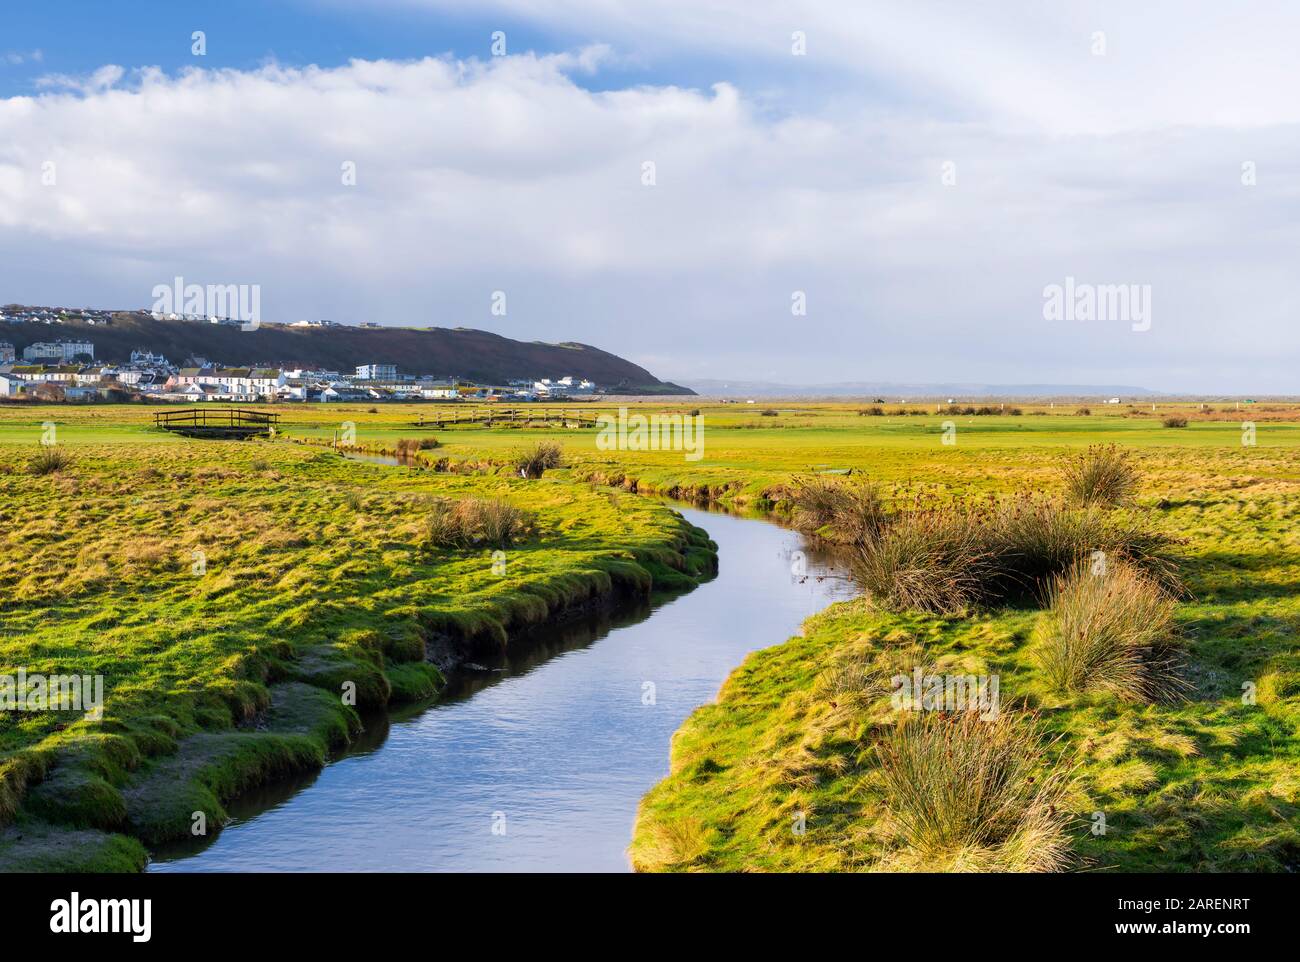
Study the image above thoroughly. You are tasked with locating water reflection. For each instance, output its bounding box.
[150,508,853,872]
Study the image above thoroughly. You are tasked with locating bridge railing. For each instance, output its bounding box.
[154,408,281,429]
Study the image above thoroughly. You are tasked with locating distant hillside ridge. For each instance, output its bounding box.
[683,378,1160,399]
[0,311,692,394]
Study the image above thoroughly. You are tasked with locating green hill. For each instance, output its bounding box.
[0,311,692,394]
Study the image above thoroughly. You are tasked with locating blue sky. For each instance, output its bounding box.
[2,2,1299,391]
[0,0,744,97]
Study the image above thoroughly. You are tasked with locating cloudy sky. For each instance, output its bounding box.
[2,1,1297,391]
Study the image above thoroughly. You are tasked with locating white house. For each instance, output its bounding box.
[9,365,79,383]
[168,367,285,399]
[22,340,94,363]
[0,372,26,397]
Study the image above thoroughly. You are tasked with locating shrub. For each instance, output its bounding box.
[1035,560,1185,702]
[760,408,779,417]
[1162,415,1188,428]
[790,475,888,544]
[1061,443,1139,507]
[858,406,885,417]
[514,440,563,479]
[1075,407,1091,416]
[425,497,536,550]
[27,445,73,476]
[875,710,1073,872]
[851,511,992,615]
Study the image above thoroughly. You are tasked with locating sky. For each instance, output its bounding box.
[1,1,1298,392]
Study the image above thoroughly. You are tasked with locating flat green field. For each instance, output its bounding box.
[0,400,1296,872]
[0,405,715,870]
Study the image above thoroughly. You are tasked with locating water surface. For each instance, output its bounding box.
[150,507,852,872]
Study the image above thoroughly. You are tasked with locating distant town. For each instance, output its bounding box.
[0,305,601,403]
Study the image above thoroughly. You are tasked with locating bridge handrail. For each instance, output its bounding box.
[154,407,281,428]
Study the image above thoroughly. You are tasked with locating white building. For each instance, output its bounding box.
[9,365,80,383]
[22,340,94,363]
[356,363,397,381]
[169,367,285,399]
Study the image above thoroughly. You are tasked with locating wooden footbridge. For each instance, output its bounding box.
[413,408,601,430]
[154,408,280,439]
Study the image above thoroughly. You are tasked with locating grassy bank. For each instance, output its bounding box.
[0,414,716,870]
[625,419,1300,872]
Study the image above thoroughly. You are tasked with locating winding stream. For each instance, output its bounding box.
[149,506,852,872]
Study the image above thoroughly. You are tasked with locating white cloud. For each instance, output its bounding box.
[1,31,1298,391]
[397,1,1300,135]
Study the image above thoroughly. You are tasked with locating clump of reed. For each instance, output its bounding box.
[1162,415,1189,428]
[850,510,992,615]
[848,493,1179,613]
[1034,559,1185,702]
[27,445,74,476]
[395,436,440,457]
[514,440,563,479]
[1061,444,1139,508]
[981,496,1179,600]
[790,475,888,544]
[875,709,1074,872]
[425,497,536,549]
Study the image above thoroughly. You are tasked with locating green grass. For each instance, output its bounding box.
[622,405,1300,873]
[0,401,1297,873]
[0,409,717,869]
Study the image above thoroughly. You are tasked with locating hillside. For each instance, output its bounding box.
[0,311,692,394]
[683,379,1158,399]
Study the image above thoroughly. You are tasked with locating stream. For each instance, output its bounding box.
[149,505,852,872]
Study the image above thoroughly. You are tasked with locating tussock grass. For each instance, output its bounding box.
[851,511,991,615]
[1035,560,1186,702]
[790,475,887,543]
[26,444,73,475]
[514,440,562,479]
[1062,443,1139,507]
[875,710,1074,872]
[849,494,1179,613]
[425,497,537,549]
[982,497,1180,600]
[395,437,440,457]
